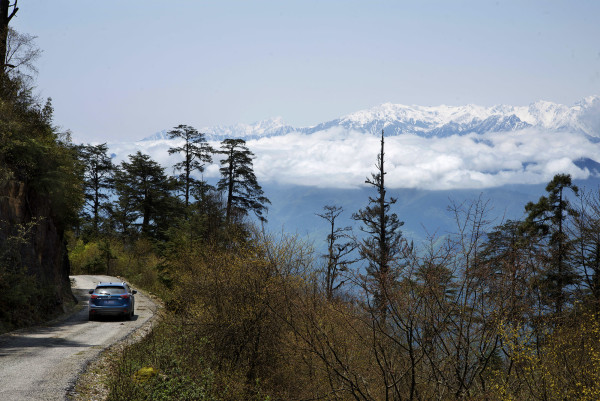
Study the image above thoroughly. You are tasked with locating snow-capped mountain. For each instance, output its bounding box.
[303,96,600,138]
[142,117,295,141]
[141,96,600,142]
[205,117,296,140]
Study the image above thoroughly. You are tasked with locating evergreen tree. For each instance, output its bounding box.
[113,151,179,239]
[77,143,113,237]
[110,185,136,237]
[190,180,224,241]
[217,139,270,223]
[167,124,213,208]
[353,130,406,317]
[479,219,540,323]
[522,173,579,315]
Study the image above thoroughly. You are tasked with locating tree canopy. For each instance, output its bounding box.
[217,138,270,223]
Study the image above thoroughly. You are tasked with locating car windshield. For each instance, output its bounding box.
[95,286,127,295]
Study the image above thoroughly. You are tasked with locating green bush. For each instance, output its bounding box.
[0,267,59,333]
[0,220,66,333]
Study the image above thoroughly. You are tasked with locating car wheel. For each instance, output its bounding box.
[88,313,94,321]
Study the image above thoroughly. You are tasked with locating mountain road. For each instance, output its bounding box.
[0,275,157,401]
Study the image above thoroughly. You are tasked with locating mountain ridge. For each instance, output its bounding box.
[142,96,600,142]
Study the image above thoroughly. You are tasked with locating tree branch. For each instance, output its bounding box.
[7,0,17,22]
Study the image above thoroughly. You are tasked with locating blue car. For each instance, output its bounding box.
[88,282,137,320]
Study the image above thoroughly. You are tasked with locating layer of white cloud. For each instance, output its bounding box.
[106,127,599,191]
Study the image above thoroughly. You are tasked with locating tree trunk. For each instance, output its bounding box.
[0,0,17,77]
[226,150,234,223]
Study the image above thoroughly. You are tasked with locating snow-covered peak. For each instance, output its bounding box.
[578,95,600,107]
[141,96,600,142]
[341,102,496,128]
[524,100,572,127]
[141,117,294,142]
[335,97,600,137]
[203,117,294,141]
[141,129,170,141]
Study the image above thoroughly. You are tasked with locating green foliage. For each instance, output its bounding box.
[51,99,600,401]
[98,170,600,401]
[522,173,579,314]
[69,236,163,293]
[0,220,61,333]
[113,151,183,239]
[102,227,314,400]
[353,130,407,316]
[0,73,82,331]
[167,124,213,208]
[107,321,218,401]
[0,78,83,229]
[76,142,114,238]
[0,266,57,333]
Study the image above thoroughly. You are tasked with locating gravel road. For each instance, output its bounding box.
[0,275,157,401]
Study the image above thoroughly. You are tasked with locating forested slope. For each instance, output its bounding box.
[0,70,82,331]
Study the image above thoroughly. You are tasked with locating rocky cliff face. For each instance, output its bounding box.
[0,180,73,310]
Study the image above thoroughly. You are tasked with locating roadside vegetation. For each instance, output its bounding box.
[67,130,600,400]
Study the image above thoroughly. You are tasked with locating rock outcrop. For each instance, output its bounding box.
[0,180,73,310]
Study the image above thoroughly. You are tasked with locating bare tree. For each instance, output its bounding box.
[317,205,357,300]
[572,188,600,312]
[4,27,40,80]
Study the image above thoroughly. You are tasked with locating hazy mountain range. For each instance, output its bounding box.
[143,95,600,141]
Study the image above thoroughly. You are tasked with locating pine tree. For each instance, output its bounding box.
[217,139,270,223]
[167,124,213,208]
[479,219,537,323]
[113,151,179,238]
[353,130,406,317]
[77,143,113,237]
[522,173,579,315]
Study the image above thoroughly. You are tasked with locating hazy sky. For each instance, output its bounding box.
[12,0,600,143]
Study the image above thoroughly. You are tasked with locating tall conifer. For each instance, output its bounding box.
[217,139,270,223]
[522,173,579,315]
[167,124,213,208]
[353,130,406,318]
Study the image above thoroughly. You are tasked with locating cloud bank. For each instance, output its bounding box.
[107,127,599,191]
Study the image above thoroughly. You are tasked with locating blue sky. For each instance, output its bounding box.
[12,0,600,142]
